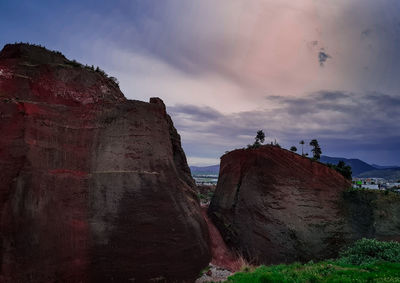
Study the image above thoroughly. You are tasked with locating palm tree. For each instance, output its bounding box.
[299,140,305,156]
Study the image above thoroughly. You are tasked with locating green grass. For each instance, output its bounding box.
[198,191,214,202]
[226,261,400,283]
[226,239,400,282]
[338,238,400,265]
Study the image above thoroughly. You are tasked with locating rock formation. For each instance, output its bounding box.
[208,145,353,264]
[0,43,210,282]
[343,189,400,242]
[209,146,400,265]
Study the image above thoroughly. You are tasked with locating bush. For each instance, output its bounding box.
[69,59,82,68]
[338,238,400,265]
[326,161,352,180]
[226,239,400,282]
[227,261,400,282]
[109,76,119,86]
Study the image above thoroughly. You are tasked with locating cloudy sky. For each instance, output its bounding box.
[1,0,400,166]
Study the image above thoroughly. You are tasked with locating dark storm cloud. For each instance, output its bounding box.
[364,92,400,106]
[318,49,331,66]
[168,104,223,122]
[315,91,349,100]
[169,91,400,164]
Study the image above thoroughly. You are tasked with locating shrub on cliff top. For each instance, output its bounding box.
[247,130,266,149]
[338,238,400,265]
[309,139,322,160]
[327,161,352,180]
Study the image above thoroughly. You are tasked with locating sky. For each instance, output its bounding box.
[1,0,400,166]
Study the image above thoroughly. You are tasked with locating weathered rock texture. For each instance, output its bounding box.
[208,146,353,264]
[0,43,210,282]
[209,146,400,265]
[343,189,400,242]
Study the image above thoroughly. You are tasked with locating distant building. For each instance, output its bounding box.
[352,178,400,191]
[352,178,386,190]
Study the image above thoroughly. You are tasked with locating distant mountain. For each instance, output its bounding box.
[190,165,219,175]
[319,156,376,176]
[371,164,400,170]
[357,168,400,181]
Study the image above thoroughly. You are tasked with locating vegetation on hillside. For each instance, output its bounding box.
[197,185,215,205]
[327,161,352,180]
[66,61,120,87]
[227,239,400,283]
[247,130,266,149]
[242,133,353,180]
[227,261,400,283]
[246,130,282,149]
[9,42,120,88]
[309,139,322,160]
[338,238,400,265]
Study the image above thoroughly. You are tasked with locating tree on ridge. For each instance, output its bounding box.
[309,139,322,160]
[299,140,305,156]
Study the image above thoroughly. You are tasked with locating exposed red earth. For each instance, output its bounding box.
[0,43,210,283]
[201,207,241,272]
[209,145,352,265]
[208,145,400,266]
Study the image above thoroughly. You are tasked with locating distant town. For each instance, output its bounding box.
[352,178,400,191]
[192,174,400,192]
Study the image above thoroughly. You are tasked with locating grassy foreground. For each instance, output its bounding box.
[227,261,400,282]
[226,239,400,282]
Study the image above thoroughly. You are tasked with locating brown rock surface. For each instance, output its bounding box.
[0,43,210,282]
[208,145,352,264]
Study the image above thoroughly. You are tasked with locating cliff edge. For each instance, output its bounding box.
[0,43,210,282]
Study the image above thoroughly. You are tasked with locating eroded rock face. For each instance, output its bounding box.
[343,189,400,242]
[208,146,352,264]
[0,43,210,282]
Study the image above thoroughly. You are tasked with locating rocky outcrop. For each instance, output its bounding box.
[209,146,400,265]
[208,145,352,264]
[343,189,400,242]
[0,43,210,282]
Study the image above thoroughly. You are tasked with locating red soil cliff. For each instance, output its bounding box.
[208,145,352,264]
[0,43,210,282]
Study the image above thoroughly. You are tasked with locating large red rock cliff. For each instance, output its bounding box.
[208,145,352,264]
[0,43,210,282]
